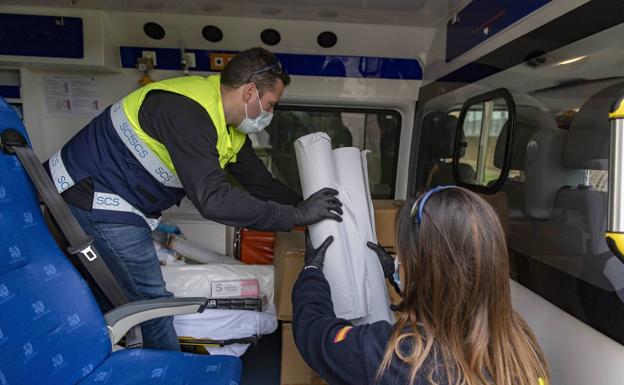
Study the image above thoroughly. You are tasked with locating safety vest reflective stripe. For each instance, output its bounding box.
[49,150,75,193]
[48,151,160,230]
[110,101,183,189]
[92,192,160,230]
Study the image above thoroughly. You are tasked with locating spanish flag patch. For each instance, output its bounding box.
[333,326,353,343]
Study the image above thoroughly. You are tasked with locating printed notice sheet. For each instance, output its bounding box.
[43,76,100,114]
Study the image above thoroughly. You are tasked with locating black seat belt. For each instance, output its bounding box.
[1,129,142,346]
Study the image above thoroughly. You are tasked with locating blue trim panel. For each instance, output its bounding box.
[0,13,84,59]
[446,0,551,62]
[0,86,20,99]
[120,47,422,80]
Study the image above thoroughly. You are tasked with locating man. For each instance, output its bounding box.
[45,47,342,350]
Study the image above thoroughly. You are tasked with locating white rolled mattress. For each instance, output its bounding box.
[295,132,392,323]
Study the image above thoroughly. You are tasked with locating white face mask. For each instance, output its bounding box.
[393,258,403,291]
[236,88,273,134]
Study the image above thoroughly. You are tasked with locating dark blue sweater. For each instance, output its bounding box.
[292,268,444,385]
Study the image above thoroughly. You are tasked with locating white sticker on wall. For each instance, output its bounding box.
[43,76,100,114]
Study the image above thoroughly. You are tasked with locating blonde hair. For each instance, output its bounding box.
[378,188,548,385]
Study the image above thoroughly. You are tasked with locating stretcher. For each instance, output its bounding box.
[161,262,277,356]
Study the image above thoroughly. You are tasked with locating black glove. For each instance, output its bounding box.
[367,242,401,295]
[294,188,343,226]
[304,231,334,270]
[390,301,405,312]
[367,242,395,277]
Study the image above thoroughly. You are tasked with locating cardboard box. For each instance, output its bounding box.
[274,231,306,321]
[373,200,405,251]
[274,203,405,321]
[281,323,327,385]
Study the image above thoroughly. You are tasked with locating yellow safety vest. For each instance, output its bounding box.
[122,75,247,171]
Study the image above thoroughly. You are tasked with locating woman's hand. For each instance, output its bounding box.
[304,231,334,270]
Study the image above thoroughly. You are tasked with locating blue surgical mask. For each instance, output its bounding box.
[393,258,403,291]
[236,88,273,134]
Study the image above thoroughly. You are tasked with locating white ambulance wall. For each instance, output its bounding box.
[511,281,624,385]
[21,67,177,160]
[6,5,427,186]
[423,0,590,83]
[105,10,434,60]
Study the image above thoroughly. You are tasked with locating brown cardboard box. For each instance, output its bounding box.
[373,200,405,251]
[274,202,405,321]
[274,231,306,321]
[281,323,328,385]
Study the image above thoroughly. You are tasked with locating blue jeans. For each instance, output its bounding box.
[68,204,180,351]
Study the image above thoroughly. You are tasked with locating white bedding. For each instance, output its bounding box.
[162,263,277,356]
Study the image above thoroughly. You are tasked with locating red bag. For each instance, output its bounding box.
[236,227,306,265]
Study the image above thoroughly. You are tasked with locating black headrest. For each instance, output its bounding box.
[494,105,554,170]
[427,114,464,159]
[562,82,624,169]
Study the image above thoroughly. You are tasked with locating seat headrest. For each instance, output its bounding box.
[494,105,554,170]
[562,81,624,169]
[427,114,464,159]
[0,98,27,139]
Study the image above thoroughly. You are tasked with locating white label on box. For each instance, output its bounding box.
[211,279,259,298]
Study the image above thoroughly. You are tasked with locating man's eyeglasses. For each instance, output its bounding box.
[248,62,286,82]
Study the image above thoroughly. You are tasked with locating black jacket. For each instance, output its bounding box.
[62,90,302,230]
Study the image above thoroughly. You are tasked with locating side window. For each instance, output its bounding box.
[454,89,515,193]
[415,19,624,345]
[250,106,401,199]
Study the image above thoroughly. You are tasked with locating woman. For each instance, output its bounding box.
[292,186,549,385]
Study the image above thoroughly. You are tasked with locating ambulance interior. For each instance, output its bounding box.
[1,0,624,384]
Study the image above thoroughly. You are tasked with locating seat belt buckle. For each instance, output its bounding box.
[68,237,97,262]
[79,244,98,262]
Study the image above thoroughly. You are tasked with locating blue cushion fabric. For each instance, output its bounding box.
[0,97,242,385]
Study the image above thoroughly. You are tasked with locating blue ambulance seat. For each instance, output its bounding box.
[0,97,242,384]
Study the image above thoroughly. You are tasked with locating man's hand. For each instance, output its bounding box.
[294,188,342,226]
[304,231,333,270]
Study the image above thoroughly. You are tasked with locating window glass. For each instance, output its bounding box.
[416,22,624,344]
[457,96,511,188]
[250,106,401,198]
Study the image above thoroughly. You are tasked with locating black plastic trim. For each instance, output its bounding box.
[453,88,515,194]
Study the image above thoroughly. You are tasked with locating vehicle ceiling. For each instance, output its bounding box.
[5,0,465,27]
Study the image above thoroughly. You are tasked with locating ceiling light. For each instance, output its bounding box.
[556,55,588,66]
